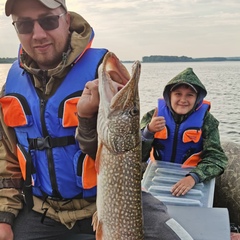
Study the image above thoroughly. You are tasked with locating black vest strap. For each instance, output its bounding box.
[28,136,76,150]
[17,144,35,211]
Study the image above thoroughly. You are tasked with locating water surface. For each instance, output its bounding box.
[1,62,239,143]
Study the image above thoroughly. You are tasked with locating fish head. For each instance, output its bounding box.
[97,52,141,153]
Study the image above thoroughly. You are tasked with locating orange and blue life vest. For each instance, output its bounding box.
[152,98,210,167]
[0,48,108,204]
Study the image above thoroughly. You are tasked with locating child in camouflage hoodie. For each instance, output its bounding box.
[141,67,228,196]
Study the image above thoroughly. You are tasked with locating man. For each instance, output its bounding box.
[0,0,193,239]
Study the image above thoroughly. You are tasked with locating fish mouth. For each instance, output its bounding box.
[102,52,130,98]
[98,52,141,108]
[104,52,130,86]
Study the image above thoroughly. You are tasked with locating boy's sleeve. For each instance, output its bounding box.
[141,109,155,162]
[190,112,228,182]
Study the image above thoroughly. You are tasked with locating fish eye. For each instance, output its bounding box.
[129,106,139,116]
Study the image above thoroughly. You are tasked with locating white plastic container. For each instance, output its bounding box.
[141,161,215,207]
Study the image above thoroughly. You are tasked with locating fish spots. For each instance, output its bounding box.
[95,52,143,239]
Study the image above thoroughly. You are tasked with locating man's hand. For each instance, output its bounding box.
[0,223,13,240]
[77,79,99,118]
[148,108,166,133]
[171,175,195,196]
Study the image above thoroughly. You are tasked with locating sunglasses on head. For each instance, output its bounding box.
[12,12,66,34]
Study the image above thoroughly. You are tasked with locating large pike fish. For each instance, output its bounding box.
[92,52,143,240]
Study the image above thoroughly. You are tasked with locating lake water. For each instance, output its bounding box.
[0,61,239,144]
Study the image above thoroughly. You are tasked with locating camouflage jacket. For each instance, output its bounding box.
[141,68,228,183]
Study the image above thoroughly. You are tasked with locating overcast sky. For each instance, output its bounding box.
[0,0,240,61]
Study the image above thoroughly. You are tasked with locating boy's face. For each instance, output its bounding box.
[170,86,197,115]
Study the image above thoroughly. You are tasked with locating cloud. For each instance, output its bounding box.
[0,0,239,60]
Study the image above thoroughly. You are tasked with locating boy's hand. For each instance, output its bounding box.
[148,108,166,133]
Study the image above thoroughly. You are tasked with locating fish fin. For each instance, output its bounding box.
[92,211,98,231]
[92,211,103,240]
[96,222,103,240]
[95,143,103,174]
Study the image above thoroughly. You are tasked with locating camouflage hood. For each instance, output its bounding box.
[163,68,207,113]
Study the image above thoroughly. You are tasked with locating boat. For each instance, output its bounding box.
[142,141,240,240]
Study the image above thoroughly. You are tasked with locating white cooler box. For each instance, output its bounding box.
[142,160,215,207]
[141,160,230,240]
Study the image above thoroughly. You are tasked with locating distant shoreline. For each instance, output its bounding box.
[1,56,240,64]
[141,55,240,63]
[0,58,17,64]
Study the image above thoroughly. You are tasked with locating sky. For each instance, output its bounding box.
[0,0,240,61]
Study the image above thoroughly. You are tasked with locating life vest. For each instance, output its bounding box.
[0,48,108,204]
[152,99,210,167]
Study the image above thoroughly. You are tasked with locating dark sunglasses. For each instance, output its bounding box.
[12,12,66,34]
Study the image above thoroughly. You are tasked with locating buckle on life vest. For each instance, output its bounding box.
[29,136,76,150]
[33,136,51,150]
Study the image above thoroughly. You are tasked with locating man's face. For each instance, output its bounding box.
[11,0,70,70]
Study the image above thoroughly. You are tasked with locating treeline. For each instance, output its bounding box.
[1,56,240,64]
[142,55,240,63]
[0,58,17,63]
